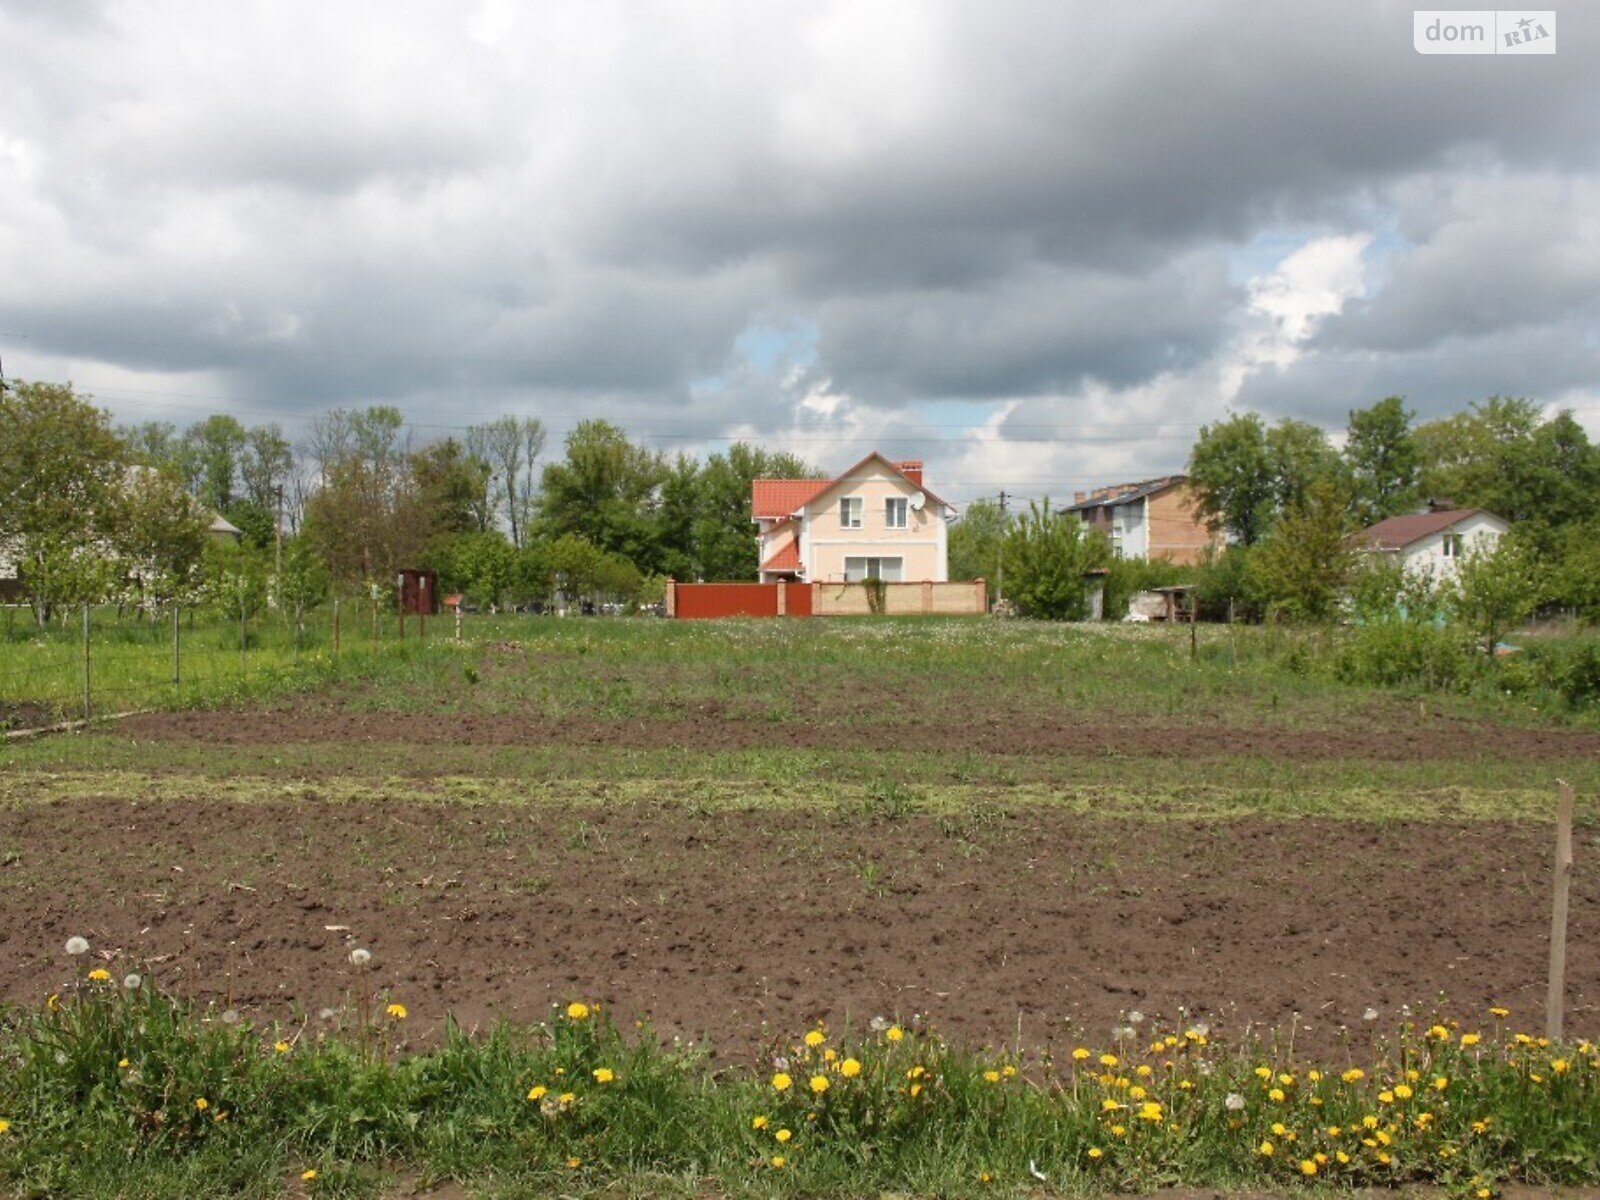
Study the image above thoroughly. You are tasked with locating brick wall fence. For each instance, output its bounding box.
[667,579,986,619]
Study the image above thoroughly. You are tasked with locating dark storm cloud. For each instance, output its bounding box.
[1,0,1597,478]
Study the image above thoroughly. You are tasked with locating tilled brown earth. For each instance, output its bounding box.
[120,707,1600,761]
[3,797,1593,1060]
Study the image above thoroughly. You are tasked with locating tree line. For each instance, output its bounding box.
[0,380,815,624]
[949,395,1600,626]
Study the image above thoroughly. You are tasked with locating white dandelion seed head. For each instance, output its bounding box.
[1363,1007,1380,1022]
[221,1009,240,1025]
[1127,1010,1145,1025]
[349,948,372,968]
[122,974,142,990]
[772,1055,790,1071]
[54,1051,68,1065]
[868,1016,889,1033]
[1225,1092,1247,1111]
[1189,1022,1210,1037]
[318,1007,338,1021]
[1198,1061,1214,1076]
[1114,1025,1136,1040]
[65,937,90,956]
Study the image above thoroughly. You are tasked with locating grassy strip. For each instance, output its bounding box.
[2,766,1596,824]
[1,968,1595,1198]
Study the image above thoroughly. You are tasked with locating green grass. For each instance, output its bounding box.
[1,976,1594,1198]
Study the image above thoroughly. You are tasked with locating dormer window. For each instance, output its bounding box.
[839,497,862,528]
[885,497,908,529]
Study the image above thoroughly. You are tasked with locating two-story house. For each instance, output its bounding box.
[1065,475,1218,565]
[752,453,954,584]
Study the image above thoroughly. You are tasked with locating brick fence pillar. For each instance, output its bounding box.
[665,578,676,618]
[777,582,787,616]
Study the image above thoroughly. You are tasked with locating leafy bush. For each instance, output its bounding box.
[1334,621,1478,691]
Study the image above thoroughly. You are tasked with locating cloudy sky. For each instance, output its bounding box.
[3,1,1597,505]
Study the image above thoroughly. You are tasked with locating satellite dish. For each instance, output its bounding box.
[909,491,927,512]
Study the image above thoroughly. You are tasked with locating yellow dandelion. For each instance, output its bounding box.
[1002,1065,1017,1077]
[1461,1033,1481,1047]
[0,1120,9,1135]
[1433,1076,1449,1091]
[909,1082,923,1097]
[804,1029,825,1048]
[1300,1159,1318,1176]
[386,1003,407,1020]
[593,1067,615,1083]
[566,1001,590,1020]
[1109,1124,1126,1137]
[526,1086,547,1101]
[1552,1059,1570,1074]
[1259,1140,1275,1157]
[1489,1006,1509,1018]
[566,1157,581,1169]
[1341,1068,1365,1083]
[1269,1088,1286,1102]
[1100,1053,1119,1067]
[1087,1147,1103,1159]
[1394,1084,1413,1100]
[87,969,111,982]
[752,1115,768,1129]
[194,1098,208,1112]
[1071,1047,1090,1061]
[772,1072,792,1091]
[301,1168,317,1181]
[984,1070,1001,1083]
[273,1040,291,1054]
[840,1058,861,1077]
[809,1074,829,1094]
[1137,1101,1163,1122]
[558,1091,575,1105]
[770,1155,786,1168]
[1255,1066,1272,1080]
[886,1026,904,1042]
[775,1127,792,1142]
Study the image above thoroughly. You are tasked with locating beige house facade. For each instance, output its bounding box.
[1066,475,1219,565]
[752,454,955,585]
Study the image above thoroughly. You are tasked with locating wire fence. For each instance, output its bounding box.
[0,597,454,730]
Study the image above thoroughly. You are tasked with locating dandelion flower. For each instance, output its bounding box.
[386,1003,408,1020]
[1341,1068,1365,1083]
[593,1067,614,1083]
[1489,1006,1509,1018]
[1462,1033,1481,1047]
[984,1070,1001,1083]
[751,1115,768,1129]
[886,1026,904,1042]
[566,1157,581,1169]
[809,1074,829,1094]
[840,1057,862,1077]
[301,1169,316,1181]
[1269,1088,1286,1102]
[526,1086,547,1101]
[1300,1159,1318,1176]
[771,1072,792,1092]
[558,1091,575,1105]
[194,1098,208,1112]
[566,1001,589,1020]
[775,1128,792,1143]
[804,1030,825,1048]
[65,937,89,956]
[1393,1084,1413,1100]
[87,968,111,982]
[274,1040,291,1054]
[349,948,372,968]
[0,1120,10,1135]
[118,1058,130,1069]
[1259,1140,1275,1157]
[770,1155,786,1168]
[1087,1147,1103,1160]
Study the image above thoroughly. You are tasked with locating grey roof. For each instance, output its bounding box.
[1063,475,1186,513]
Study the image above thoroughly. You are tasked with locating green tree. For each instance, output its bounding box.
[118,467,210,606]
[1344,396,1420,525]
[239,424,294,515]
[691,444,818,581]
[0,381,129,623]
[411,438,491,536]
[182,414,248,512]
[1265,418,1344,514]
[1187,413,1274,545]
[948,498,1008,585]
[537,420,667,571]
[1247,480,1357,622]
[1451,534,1539,654]
[1000,500,1110,619]
[430,530,518,609]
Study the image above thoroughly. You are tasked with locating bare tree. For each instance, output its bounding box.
[467,415,545,548]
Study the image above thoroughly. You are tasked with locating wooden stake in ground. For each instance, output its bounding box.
[1548,778,1575,1041]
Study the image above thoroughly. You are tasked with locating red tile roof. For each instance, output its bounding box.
[752,453,952,520]
[761,540,801,572]
[1355,508,1492,550]
[752,479,830,518]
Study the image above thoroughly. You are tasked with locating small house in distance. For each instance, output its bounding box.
[1354,501,1509,580]
[1065,475,1218,565]
[751,453,955,584]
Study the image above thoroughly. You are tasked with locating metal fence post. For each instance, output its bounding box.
[82,602,91,722]
[333,596,341,660]
[239,595,247,676]
[172,602,181,694]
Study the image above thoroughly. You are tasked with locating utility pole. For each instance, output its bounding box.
[996,491,1008,605]
[274,485,284,610]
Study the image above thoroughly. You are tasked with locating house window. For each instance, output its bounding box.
[839,497,862,529]
[885,497,908,529]
[844,556,903,582]
[1442,533,1464,558]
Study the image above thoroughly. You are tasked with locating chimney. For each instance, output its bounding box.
[897,460,923,487]
[1074,491,1086,504]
